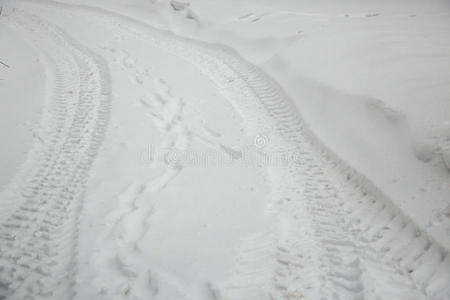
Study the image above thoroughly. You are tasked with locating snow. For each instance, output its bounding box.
[0,0,449,299]
[0,23,45,187]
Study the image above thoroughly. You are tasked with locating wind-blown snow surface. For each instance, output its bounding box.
[0,0,449,299]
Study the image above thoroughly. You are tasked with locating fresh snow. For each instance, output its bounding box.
[0,0,449,299]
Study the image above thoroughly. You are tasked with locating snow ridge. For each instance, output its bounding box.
[1,1,449,299]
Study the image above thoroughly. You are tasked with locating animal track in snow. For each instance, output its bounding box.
[1,2,449,299]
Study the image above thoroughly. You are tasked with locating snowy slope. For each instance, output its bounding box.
[0,0,449,299]
[47,0,450,248]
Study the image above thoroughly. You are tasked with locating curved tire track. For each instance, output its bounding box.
[0,9,111,299]
[5,1,450,299]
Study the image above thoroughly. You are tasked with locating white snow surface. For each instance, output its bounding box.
[0,0,449,299]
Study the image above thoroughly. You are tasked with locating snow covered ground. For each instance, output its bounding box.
[0,0,449,299]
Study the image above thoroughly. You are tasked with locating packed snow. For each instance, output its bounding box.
[0,0,449,299]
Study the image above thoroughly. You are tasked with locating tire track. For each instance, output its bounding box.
[9,1,450,299]
[0,9,111,299]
